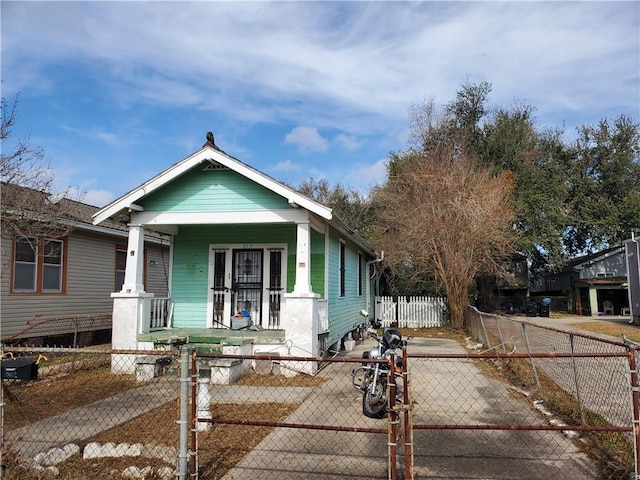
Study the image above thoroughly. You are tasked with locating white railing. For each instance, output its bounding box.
[376,295,447,328]
[149,297,172,330]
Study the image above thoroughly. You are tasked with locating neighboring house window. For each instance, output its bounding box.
[339,240,346,297]
[115,245,148,291]
[115,246,127,291]
[358,252,363,297]
[12,236,66,293]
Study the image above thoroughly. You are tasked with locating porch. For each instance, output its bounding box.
[146,296,328,335]
[137,327,286,347]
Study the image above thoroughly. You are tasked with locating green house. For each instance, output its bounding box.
[93,133,379,370]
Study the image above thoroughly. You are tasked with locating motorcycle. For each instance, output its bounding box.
[351,310,404,418]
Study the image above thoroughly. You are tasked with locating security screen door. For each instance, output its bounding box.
[209,246,283,329]
[232,249,263,321]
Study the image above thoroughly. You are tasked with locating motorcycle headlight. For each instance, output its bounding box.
[383,328,402,349]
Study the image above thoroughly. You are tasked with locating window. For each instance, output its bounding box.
[596,272,614,278]
[12,236,66,293]
[339,241,346,297]
[42,239,63,291]
[115,246,127,291]
[358,252,363,296]
[114,245,148,292]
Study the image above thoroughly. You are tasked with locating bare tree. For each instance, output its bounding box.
[1,95,84,244]
[372,135,517,329]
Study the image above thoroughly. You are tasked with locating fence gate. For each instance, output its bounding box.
[185,351,404,480]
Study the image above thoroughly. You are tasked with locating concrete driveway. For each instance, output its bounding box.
[222,334,597,479]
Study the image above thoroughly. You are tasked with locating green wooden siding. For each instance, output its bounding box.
[170,224,327,328]
[140,167,292,212]
[310,228,325,296]
[326,229,372,347]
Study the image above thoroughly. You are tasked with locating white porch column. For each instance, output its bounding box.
[282,293,320,374]
[122,224,146,293]
[589,288,598,316]
[293,221,312,295]
[111,222,153,374]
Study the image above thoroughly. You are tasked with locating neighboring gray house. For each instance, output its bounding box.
[1,185,169,344]
[531,245,630,316]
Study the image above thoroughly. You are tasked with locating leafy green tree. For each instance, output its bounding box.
[563,115,640,254]
[296,177,377,239]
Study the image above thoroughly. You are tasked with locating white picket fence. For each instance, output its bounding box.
[375,296,447,328]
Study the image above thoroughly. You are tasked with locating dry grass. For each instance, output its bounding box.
[567,321,640,342]
[2,365,325,480]
[3,360,139,431]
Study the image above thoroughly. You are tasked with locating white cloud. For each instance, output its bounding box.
[83,189,115,208]
[334,134,360,151]
[3,1,637,137]
[270,160,300,173]
[284,126,328,153]
[344,159,388,192]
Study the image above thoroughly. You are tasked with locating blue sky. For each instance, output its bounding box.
[2,1,639,207]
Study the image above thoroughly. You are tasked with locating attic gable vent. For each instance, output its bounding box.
[203,161,229,171]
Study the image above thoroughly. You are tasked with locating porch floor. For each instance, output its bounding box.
[138,328,285,346]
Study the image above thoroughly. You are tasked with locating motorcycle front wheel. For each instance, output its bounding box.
[362,377,388,418]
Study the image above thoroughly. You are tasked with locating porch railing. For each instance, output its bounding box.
[149,297,172,330]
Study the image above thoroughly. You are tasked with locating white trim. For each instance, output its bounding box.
[93,146,332,225]
[324,223,330,310]
[133,209,309,227]
[205,242,288,328]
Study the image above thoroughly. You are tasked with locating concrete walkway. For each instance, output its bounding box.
[4,380,179,459]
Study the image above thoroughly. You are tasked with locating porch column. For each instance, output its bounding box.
[293,221,312,295]
[122,224,146,293]
[111,222,153,374]
[589,288,598,316]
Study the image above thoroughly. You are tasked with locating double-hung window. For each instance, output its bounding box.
[12,236,66,293]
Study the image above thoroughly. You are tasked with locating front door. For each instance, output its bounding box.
[208,244,285,329]
[232,249,263,320]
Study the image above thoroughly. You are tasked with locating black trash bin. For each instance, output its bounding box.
[526,301,538,317]
[539,298,551,317]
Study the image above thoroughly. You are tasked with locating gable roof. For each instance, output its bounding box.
[93,144,332,225]
[92,140,377,256]
[565,245,624,271]
[0,181,162,242]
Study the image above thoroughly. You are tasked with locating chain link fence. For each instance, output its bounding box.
[464,306,638,480]
[1,346,181,479]
[1,310,639,479]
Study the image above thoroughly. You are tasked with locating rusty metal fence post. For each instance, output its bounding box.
[388,352,398,480]
[402,342,414,480]
[626,344,640,480]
